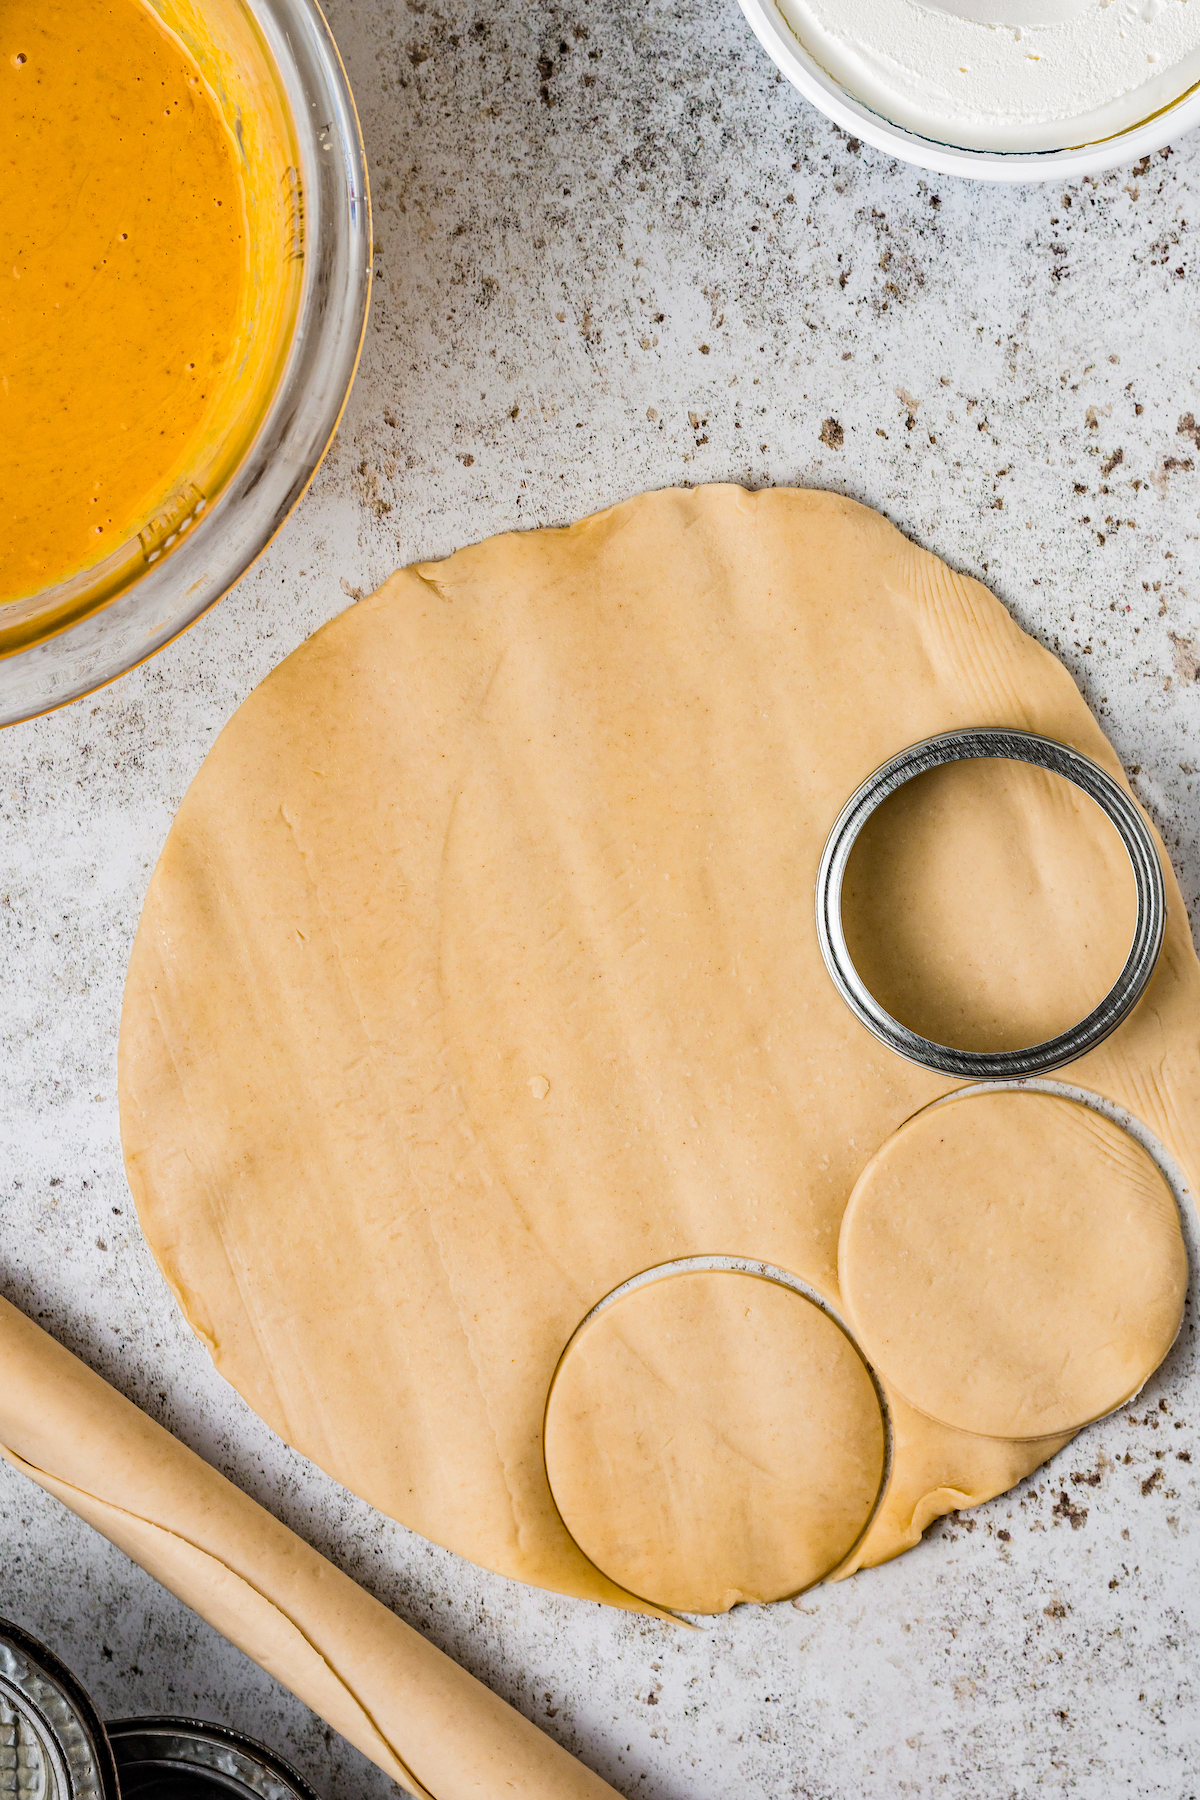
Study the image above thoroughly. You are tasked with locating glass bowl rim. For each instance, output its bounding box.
[0,0,371,729]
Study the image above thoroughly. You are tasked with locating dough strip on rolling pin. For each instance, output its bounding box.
[0,1295,619,1800]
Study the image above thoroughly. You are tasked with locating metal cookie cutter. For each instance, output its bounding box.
[815,727,1167,1080]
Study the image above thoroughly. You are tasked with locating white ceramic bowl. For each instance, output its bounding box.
[738,0,1200,180]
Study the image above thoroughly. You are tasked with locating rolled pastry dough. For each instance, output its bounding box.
[119,485,1200,1611]
[0,1295,618,1800]
[838,1090,1187,1440]
[543,1269,885,1613]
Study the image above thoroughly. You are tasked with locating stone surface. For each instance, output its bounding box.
[4,0,1200,1794]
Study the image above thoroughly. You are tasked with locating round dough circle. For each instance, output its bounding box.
[838,1090,1187,1441]
[117,485,1200,1606]
[543,1269,887,1614]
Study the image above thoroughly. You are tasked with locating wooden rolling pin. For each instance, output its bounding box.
[0,1295,619,1800]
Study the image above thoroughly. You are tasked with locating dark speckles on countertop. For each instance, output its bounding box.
[4,0,1200,1794]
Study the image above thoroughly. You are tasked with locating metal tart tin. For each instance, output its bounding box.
[107,1719,319,1800]
[0,1617,318,1800]
[0,1618,119,1800]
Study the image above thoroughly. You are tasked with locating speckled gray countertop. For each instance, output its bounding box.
[4,1,1200,1795]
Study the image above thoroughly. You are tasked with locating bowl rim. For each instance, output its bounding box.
[107,1716,321,1800]
[737,0,1200,180]
[0,0,371,729]
[0,1616,122,1800]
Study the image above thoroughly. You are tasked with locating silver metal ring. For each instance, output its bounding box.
[0,1618,118,1800]
[815,728,1167,1079]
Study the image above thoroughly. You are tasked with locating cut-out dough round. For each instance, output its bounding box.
[838,1090,1187,1441]
[543,1269,886,1613]
[841,759,1139,1054]
[118,485,1200,1611]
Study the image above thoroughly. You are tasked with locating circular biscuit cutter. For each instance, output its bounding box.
[814,727,1167,1081]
